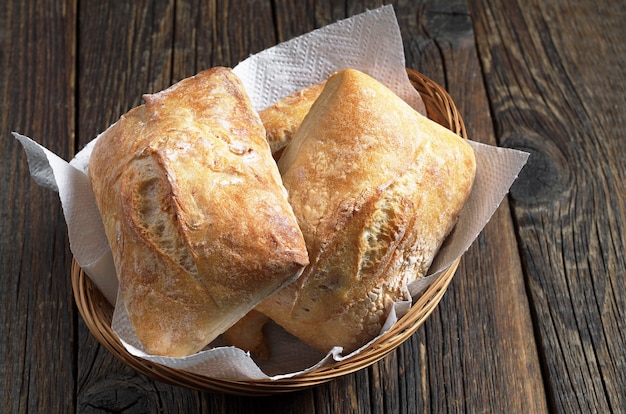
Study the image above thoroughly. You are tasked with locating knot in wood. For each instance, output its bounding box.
[500,130,572,207]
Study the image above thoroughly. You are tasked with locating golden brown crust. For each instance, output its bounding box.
[257,69,476,353]
[259,82,326,157]
[88,67,308,357]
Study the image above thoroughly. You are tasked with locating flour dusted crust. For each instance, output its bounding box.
[88,67,308,357]
[256,69,476,353]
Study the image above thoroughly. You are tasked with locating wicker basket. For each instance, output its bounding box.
[71,68,466,396]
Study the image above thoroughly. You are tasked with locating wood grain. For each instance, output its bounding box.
[1,1,77,413]
[469,0,626,412]
[2,0,624,412]
[400,0,549,411]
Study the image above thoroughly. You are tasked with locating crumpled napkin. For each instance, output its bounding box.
[14,5,528,380]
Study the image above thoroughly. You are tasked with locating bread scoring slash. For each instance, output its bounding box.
[88,67,308,357]
[257,68,476,354]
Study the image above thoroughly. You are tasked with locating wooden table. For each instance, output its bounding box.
[2,0,624,412]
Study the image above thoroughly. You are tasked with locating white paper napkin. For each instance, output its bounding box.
[233,5,426,115]
[13,5,528,380]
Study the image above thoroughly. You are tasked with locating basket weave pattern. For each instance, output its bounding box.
[71,69,466,395]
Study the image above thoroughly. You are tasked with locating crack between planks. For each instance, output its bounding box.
[588,210,617,413]
[17,244,31,413]
[71,0,80,408]
[73,0,81,158]
[558,206,591,414]
[507,195,557,414]
[170,0,177,82]
[270,0,281,44]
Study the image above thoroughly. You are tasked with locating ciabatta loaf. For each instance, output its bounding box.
[257,69,476,353]
[88,67,309,357]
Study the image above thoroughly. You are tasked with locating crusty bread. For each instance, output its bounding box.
[256,68,476,353]
[259,82,325,157]
[88,67,309,357]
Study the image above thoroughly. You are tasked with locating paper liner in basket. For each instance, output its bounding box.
[13,5,529,380]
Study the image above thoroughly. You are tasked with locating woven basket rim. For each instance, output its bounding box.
[71,68,467,396]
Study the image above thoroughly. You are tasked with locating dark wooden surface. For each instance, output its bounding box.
[1,0,624,412]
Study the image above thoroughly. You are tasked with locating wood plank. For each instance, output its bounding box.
[469,0,626,412]
[398,0,549,411]
[0,1,77,413]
